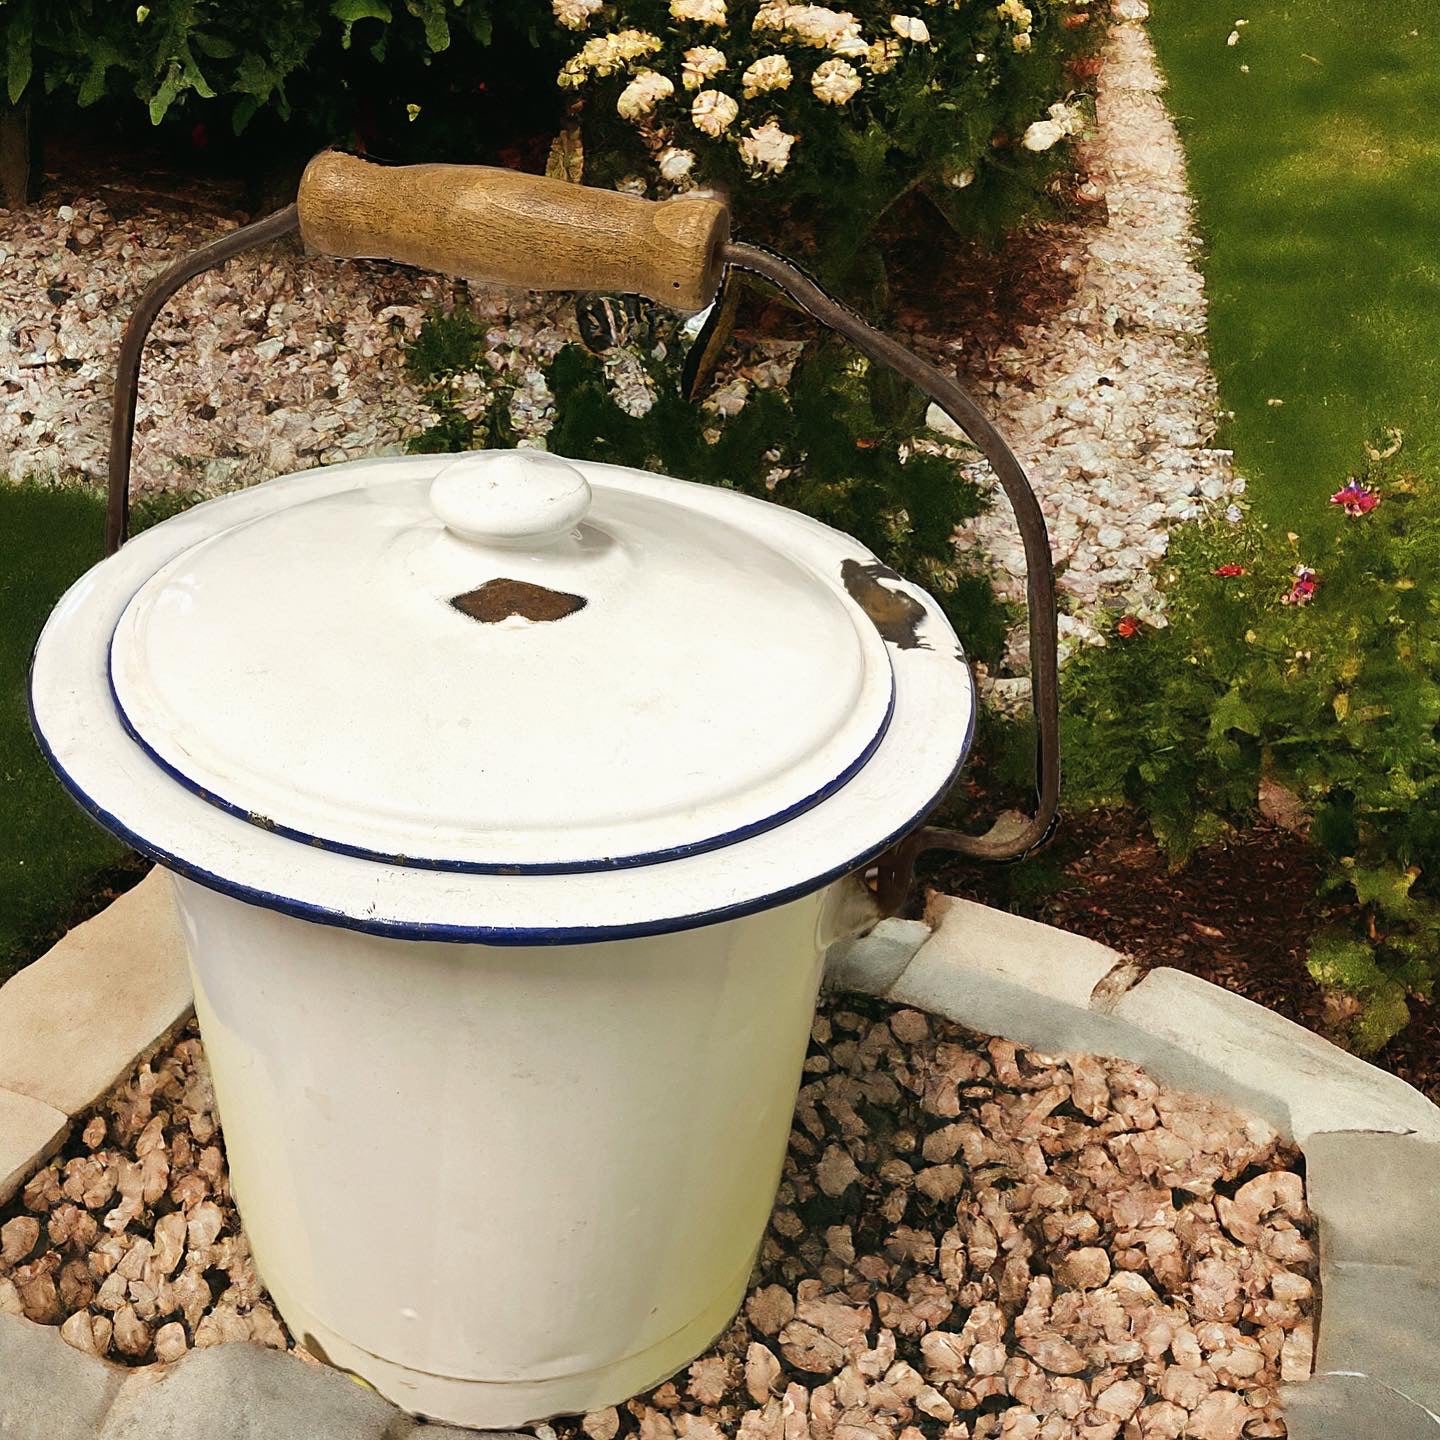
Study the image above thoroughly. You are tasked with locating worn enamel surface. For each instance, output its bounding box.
[174,872,843,1425]
[32,454,974,942]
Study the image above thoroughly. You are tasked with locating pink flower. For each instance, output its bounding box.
[1213,564,1246,578]
[1282,566,1319,606]
[1330,479,1380,516]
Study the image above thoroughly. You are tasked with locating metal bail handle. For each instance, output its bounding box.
[105,152,1059,887]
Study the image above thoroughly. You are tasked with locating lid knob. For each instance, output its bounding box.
[429,451,593,548]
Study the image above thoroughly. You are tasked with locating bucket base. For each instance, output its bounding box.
[267,1255,757,1430]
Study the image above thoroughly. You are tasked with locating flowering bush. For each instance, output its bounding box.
[549,0,1096,288]
[1064,457,1440,1051]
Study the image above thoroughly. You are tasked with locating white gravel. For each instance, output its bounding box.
[0,195,571,496]
[936,0,1240,686]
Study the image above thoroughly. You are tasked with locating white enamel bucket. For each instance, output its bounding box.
[31,449,976,1426]
[173,876,859,1425]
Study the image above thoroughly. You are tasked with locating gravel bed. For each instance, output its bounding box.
[0,193,571,496]
[1,998,1314,1438]
[935,2,1240,692]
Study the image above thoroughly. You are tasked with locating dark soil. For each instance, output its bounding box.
[888,205,1087,361]
[924,807,1440,1106]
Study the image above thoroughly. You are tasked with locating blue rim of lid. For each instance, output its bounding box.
[104,629,896,876]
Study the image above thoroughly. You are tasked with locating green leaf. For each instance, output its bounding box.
[1349,863,1418,918]
[1207,686,1260,743]
[406,0,450,52]
[5,14,34,106]
[1307,931,1384,992]
[230,96,260,134]
[192,33,238,60]
[1352,985,1411,1054]
[76,44,125,108]
[147,63,181,125]
[331,0,392,49]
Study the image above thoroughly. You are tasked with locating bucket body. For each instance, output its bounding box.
[169,872,850,1426]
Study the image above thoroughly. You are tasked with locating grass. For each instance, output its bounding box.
[1147,0,1440,529]
[0,482,195,983]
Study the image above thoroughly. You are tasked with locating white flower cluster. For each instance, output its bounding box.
[811,56,860,103]
[753,4,868,56]
[1021,98,1086,151]
[558,29,663,87]
[552,0,603,30]
[670,0,728,21]
[681,44,728,87]
[617,69,675,119]
[737,119,797,173]
[553,0,1052,182]
[741,52,793,97]
[995,0,1034,52]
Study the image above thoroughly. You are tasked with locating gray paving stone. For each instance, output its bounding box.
[0,1086,68,1205]
[97,1342,408,1440]
[1111,967,1440,1142]
[0,1313,125,1440]
[1312,1263,1440,1419]
[1305,1130,1440,1271]
[1284,1372,1440,1438]
[0,868,191,1118]
[824,918,930,997]
[882,896,1142,1064]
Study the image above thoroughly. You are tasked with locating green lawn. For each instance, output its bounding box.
[0,483,138,980]
[1148,0,1440,528]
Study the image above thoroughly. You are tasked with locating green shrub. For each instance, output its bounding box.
[406,307,1009,665]
[1065,460,1440,1050]
[549,0,1097,291]
[3,0,500,134]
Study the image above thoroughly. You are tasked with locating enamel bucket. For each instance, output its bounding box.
[30,447,976,1426]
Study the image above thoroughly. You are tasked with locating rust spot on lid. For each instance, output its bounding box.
[841,559,928,651]
[451,578,587,624]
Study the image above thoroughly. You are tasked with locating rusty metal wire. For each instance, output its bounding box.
[720,243,1059,886]
[106,204,300,555]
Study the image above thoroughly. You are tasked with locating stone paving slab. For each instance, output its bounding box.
[0,1085,68,1205]
[0,868,191,1117]
[97,1342,414,1440]
[1110,969,1440,1144]
[0,1316,529,1440]
[0,1316,125,1440]
[1283,1372,1440,1438]
[1304,1131,1440,1270]
[1310,1265,1440,1420]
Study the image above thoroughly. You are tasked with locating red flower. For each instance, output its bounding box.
[1329,479,1380,516]
[1282,566,1319,606]
[1115,615,1140,638]
[1213,564,1246,578]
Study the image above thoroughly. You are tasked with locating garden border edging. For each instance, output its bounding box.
[829,897,1440,1436]
[4,874,1439,1436]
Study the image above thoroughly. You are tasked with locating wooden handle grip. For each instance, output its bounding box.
[296,151,729,312]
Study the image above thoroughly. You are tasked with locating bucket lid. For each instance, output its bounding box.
[32,453,974,942]
[107,449,895,873]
